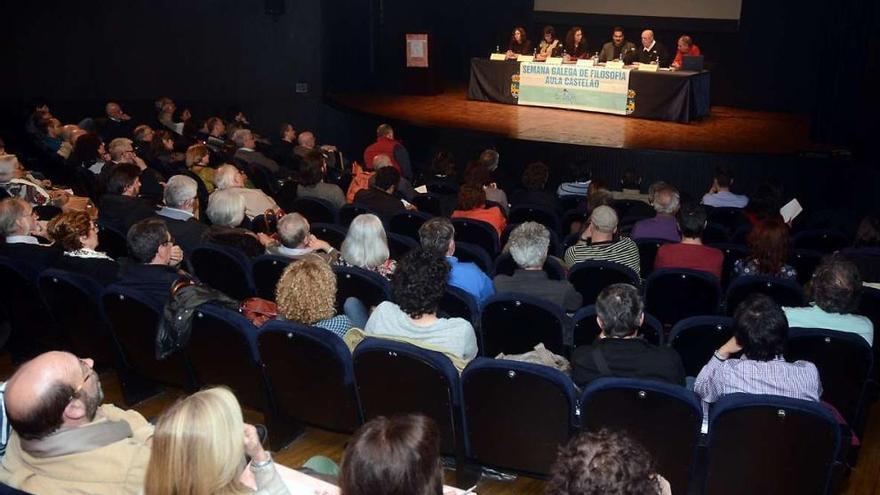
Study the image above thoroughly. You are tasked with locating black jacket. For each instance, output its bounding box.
[636,41,671,67]
[571,337,685,387]
[0,242,62,275]
[98,194,157,234]
[354,187,407,221]
[52,254,120,286]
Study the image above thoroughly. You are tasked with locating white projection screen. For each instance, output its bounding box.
[534,0,742,20]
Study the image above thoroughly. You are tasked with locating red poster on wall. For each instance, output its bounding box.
[406,33,429,68]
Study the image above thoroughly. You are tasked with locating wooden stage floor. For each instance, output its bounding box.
[330,88,825,155]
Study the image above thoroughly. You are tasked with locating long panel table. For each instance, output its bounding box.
[468,58,710,123]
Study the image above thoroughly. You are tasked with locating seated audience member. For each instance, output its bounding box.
[743,181,784,226]
[47,211,119,285]
[202,189,271,257]
[536,25,562,60]
[102,137,164,201]
[294,131,340,171]
[147,130,179,174]
[463,160,508,214]
[276,256,356,338]
[185,143,216,193]
[132,124,154,162]
[630,184,681,242]
[694,294,821,405]
[598,26,637,63]
[297,150,346,209]
[451,184,507,237]
[270,122,299,170]
[671,35,701,69]
[547,429,672,495]
[506,26,532,58]
[266,212,338,262]
[843,215,880,284]
[702,165,748,208]
[365,248,478,363]
[0,197,61,273]
[586,180,614,211]
[571,284,684,387]
[67,132,108,173]
[636,29,670,67]
[339,415,443,495]
[510,161,560,213]
[611,169,651,204]
[37,117,64,154]
[563,26,589,60]
[733,217,797,280]
[336,213,397,280]
[479,148,513,193]
[200,116,230,157]
[154,175,207,255]
[213,164,279,219]
[363,124,412,180]
[98,163,156,233]
[418,217,495,306]
[231,128,286,178]
[494,222,582,311]
[420,150,459,195]
[354,166,407,219]
[113,218,186,309]
[371,154,416,201]
[145,387,289,495]
[557,161,591,199]
[654,202,723,279]
[99,102,133,143]
[0,155,52,207]
[784,256,873,345]
[0,351,152,494]
[564,206,641,275]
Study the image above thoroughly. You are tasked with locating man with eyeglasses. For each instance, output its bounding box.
[0,351,152,494]
[113,217,188,310]
[0,197,61,274]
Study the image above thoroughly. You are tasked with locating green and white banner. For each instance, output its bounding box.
[517,63,631,115]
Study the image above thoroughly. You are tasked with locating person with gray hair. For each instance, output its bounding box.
[231,128,286,178]
[267,212,338,263]
[213,164,279,219]
[571,283,685,387]
[0,154,56,207]
[493,222,582,311]
[337,214,397,280]
[153,175,207,255]
[370,153,416,200]
[0,197,61,273]
[630,184,681,242]
[201,189,271,257]
[564,205,641,275]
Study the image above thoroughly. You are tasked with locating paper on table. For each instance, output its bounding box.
[414,185,428,194]
[489,53,506,61]
[780,198,803,224]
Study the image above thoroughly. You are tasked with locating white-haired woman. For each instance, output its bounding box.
[144,387,290,494]
[202,189,275,257]
[336,213,397,279]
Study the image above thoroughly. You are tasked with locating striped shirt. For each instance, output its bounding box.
[694,354,823,405]
[564,236,641,275]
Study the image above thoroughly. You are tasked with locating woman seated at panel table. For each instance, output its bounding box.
[535,25,562,60]
[671,35,702,69]
[563,26,589,61]
[506,26,532,59]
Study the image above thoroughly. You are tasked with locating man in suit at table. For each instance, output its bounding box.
[598,26,636,63]
[636,29,671,67]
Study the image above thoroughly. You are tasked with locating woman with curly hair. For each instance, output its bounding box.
[733,217,796,280]
[337,214,397,280]
[364,248,477,363]
[451,183,507,237]
[563,26,589,60]
[506,26,532,58]
[48,210,119,285]
[546,429,671,495]
[275,255,355,339]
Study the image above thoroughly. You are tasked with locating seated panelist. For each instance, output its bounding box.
[506,27,532,59]
[535,25,562,60]
[598,26,636,63]
[563,26,589,61]
[671,35,702,69]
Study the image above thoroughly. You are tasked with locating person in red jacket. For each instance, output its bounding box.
[671,35,701,69]
[654,202,723,280]
[362,124,412,180]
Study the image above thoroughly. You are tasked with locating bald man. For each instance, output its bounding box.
[100,101,133,142]
[636,29,671,67]
[0,351,152,494]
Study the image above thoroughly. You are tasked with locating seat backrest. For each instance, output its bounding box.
[340,204,378,227]
[290,197,338,225]
[411,193,446,217]
[705,394,843,495]
[708,242,748,289]
[702,222,731,244]
[452,218,499,256]
[310,222,348,250]
[353,338,464,456]
[0,259,61,359]
[644,269,722,328]
[252,255,291,300]
[480,294,569,357]
[492,252,565,280]
[792,229,849,253]
[438,285,480,328]
[389,210,433,242]
[787,327,873,432]
[96,222,128,260]
[189,304,268,412]
[189,243,255,300]
[462,358,577,476]
[725,275,805,315]
[706,207,747,232]
[453,241,493,274]
[567,260,640,307]
[38,269,116,367]
[386,232,418,260]
[635,238,669,278]
[509,204,561,233]
[790,249,823,286]
[580,378,702,494]
[668,316,735,377]
[333,265,392,310]
[571,305,663,346]
[258,321,361,432]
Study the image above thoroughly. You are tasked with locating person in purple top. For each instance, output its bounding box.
[630,184,681,242]
[702,165,749,208]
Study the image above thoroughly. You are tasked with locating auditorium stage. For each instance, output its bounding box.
[329,87,826,155]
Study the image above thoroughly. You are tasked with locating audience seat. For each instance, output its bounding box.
[96,222,128,260]
[453,241,493,274]
[560,209,588,238]
[353,338,466,457]
[438,286,481,328]
[289,197,338,225]
[635,238,670,278]
[704,394,847,495]
[724,275,805,315]
[389,210,433,242]
[580,378,702,494]
[567,260,640,308]
[706,207,748,233]
[189,243,256,300]
[613,199,655,220]
[252,255,291,300]
[509,204,561,234]
[310,222,347,250]
[480,294,569,357]
[708,242,749,289]
[558,195,584,212]
[644,268,722,328]
[668,316,735,377]
[0,259,62,361]
[340,204,380,227]
[411,193,447,217]
[452,218,500,256]
[333,265,391,310]
[462,358,578,477]
[571,305,663,347]
[790,249,823,286]
[702,222,731,245]
[492,252,566,281]
[386,232,418,260]
[792,229,849,254]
